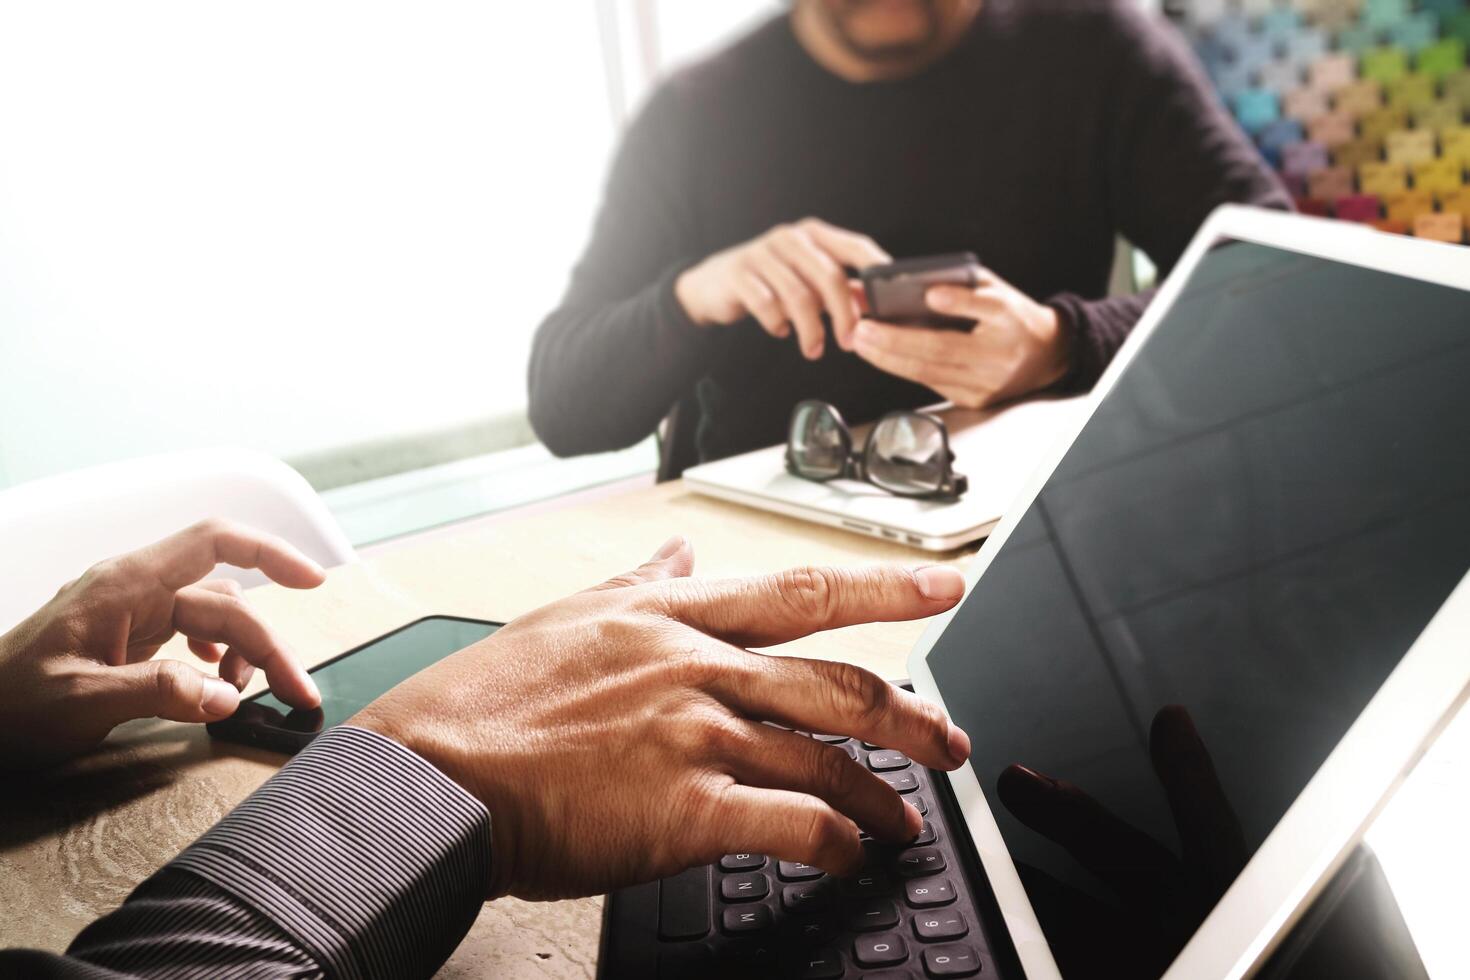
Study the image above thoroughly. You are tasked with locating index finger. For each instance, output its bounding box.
[802,219,892,269]
[657,564,965,648]
[129,519,328,592]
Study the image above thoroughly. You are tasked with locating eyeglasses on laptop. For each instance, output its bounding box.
[785,400,968,501]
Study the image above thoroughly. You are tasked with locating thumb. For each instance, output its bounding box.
[92,659,242,726]
[584,535,695,593]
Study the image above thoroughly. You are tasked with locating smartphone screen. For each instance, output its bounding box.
[208,615,501,753]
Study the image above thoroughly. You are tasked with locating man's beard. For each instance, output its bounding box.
[820,0,944,64]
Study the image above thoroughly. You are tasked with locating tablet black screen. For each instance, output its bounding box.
[925,240,1470,977]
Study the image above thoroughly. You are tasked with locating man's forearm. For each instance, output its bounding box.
[1,726,491,980]
[527,263,725,459]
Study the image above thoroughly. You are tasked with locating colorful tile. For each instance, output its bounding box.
[1333,78,1383,117]
[1285,85,1333,123]
[1308,109,1358,147]
[1413,211,1466,242]
[1258,60,1304,95]
[1309,164,1358,199]
[1385,187,1436,221]
[1283,140,1333,176]
[1360,104,1411,143]
[1335,135,1385,168]
[1336,193,1384,221]
[1389,12,1440,55]
[1415,39,1467,83]
[1385,73,1437,111]
[1385,127,1438,163]
[1359,160,1410,195]
[1233,87,1282,134]
[1443,69,1470,106]
[1442,125,1470,163]
[1413,99,1466,134]
[1441,186,1470,219]
[1361,47,1411,86]
[1310,53,1359,93]
[1413,157,1467,194]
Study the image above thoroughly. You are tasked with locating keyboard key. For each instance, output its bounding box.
[914,909,970,941]
[840,742,860,761]
[923,943,983,977]
[718,941,778,974]
[721,872,770,902]
[1332,137,1383,171]
[1283,86,1330,124]
[877,770,919,793]
[841,870,893,898]
[906,820,937,847]
[783,881,835,914]
[1412,158,1465,196]
[722,904,772,933]
[1411,100,1463,135]
[659,867,711,940]
[861,740,885,750]
[783,947,844,979]
[847,897,901,932]
[910,796,929,816]
[867,750,911,771]
[905,878,957,907]
[811,733,850,744]
[1386,188,1435,223]
[896,847,947,878]
[781,913,841,947]
[1385,73,1435,112]
[1307,109,1355,148]
[1360,105,1410,145]
[720,852,767,872]
[658,943,712,979]
[779,861,826,881]
[854,932,909,968]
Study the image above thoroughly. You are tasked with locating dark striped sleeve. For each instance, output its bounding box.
[0,725,492,980]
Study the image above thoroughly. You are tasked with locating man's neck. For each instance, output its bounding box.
[790,1,980,83]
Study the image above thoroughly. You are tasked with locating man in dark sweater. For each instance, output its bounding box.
[528,0,1288,475]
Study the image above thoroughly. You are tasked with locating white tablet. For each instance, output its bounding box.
[907,205,1470,979]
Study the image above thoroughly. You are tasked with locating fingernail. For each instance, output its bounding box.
[201,678,239,716]
[651,535,686,562]
[948,724,972,766]
[806,343,824,360]
[856,321,875,343]
[913,565,964,601]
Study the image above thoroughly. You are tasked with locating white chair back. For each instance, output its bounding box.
[0,448,355,632]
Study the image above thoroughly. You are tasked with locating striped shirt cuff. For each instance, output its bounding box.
[167,725,491,980]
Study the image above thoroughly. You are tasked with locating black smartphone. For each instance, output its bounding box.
[206,614,503,754]
[861,251,983,329]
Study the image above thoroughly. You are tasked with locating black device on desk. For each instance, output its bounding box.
[861,253,983,329]
[206,615,502,754]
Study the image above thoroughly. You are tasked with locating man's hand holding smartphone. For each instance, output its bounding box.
[855,261,1075,410]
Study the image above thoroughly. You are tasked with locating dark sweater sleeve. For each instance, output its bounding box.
[1047,4,1292,391]
[0,726,491,980]
[527,81,725,457]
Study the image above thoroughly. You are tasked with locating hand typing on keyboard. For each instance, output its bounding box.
[352,535,972,901]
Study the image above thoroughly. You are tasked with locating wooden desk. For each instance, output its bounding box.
[0,481,974,977]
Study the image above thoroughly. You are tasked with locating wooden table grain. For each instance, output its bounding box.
[0,480,975,977]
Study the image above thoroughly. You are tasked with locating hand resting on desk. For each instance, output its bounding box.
[352,535,973,900]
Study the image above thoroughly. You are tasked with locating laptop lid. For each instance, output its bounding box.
[907,206,1470,980]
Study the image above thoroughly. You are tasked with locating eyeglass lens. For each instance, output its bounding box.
[789,402,849,479]
[866,414,948,495]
